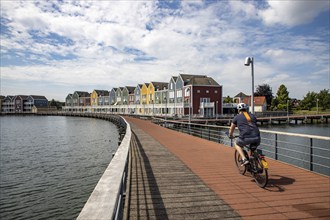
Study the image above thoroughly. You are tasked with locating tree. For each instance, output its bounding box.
[223,96,232,103]
[275,84,290,111]
[49,99,64,110]
[317,89,330,110]
[254,84,273,109]
[300,91,317,110]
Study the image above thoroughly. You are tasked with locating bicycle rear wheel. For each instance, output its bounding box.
[234,150,246,175]
[252,157,268,188]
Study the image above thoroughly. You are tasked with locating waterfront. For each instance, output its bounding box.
[258,123,330,176]
[0,116,119,220]
[260,123,330,136]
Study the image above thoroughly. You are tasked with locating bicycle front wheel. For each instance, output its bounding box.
[252,157,268,188]
[234,150,246,175]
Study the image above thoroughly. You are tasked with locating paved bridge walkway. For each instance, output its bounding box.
[124,117,330,220]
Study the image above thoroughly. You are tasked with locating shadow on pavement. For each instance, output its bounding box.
[265,175,296,192]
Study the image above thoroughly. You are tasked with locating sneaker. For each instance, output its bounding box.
[241,158,250,166]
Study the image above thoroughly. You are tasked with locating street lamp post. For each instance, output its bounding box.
[287,99,290,122]
[186,88,191,124]
[164,97,167,127]
[152,100,154,116]
[245,57,254,114]
[317,98,319,114]
[216,101,218,119]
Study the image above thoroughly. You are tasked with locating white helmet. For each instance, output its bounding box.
[237,103,248,111]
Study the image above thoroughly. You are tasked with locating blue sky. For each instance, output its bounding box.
[1,0,329,101]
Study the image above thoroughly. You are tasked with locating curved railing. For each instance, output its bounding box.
[153,118,330,176]
[71,114,131,220]
[76,115,131,220]
[35,112,131,219]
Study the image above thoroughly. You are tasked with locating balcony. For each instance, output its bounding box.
[200,102,214,108]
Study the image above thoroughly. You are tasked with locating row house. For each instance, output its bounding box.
[2,96,14,113]
[72,91,91,108]
[66,94,73,107]
[63,73,223,118]
[134,84,143,105]
[0,96,5,112]
[91,90,110,106]
[1,95,48,113]
[25,96,48,112]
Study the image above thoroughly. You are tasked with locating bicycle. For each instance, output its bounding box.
[228,134,269,188]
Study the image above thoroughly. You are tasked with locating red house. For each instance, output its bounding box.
[183,76,222,118]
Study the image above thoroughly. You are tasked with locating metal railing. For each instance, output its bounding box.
[153,118,330,176]
[35,113,133,220]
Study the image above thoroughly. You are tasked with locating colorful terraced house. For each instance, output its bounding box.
[63,73,223,118]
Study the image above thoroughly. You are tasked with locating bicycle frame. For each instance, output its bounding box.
[234,142,269,188]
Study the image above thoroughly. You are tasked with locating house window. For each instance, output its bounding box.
[206,90,209,93]
[176,90,182,98]
[215,90,218,94]
[200,98,210,103]
[169,91,174,98]
[197,90,200,93]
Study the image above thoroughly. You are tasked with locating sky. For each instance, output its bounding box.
[1,0,329,102]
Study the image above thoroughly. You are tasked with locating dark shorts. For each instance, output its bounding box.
[236,136,260,147]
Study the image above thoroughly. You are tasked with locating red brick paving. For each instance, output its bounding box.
[125,117,330,219]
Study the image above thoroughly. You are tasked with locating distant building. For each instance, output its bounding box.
[0,96,5,113]
[2,96,14,113]
[66,94,73,107]
[72,91,90,107]
[13,95,29,113]
[26,95,48,112]
[1,95,48,113]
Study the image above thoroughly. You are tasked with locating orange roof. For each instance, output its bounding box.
[242,96,266,106]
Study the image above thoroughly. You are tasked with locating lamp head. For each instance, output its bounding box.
[245,57,252,66]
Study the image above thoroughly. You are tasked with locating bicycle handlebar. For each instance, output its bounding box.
[225,131,239,139]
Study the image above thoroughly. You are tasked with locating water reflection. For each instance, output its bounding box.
[0,116,119,220]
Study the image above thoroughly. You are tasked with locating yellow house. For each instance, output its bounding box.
[141,83,149,105]
[147,83,155,105]
[141,83,149,114]
[91,90,99,107]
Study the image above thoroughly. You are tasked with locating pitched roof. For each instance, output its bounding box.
[94,90,110,96]
[151,82,168,91]
[241,96,266,106]
[180,74,206,85]
[66,94,73,99]
[16,95,29,100]
[254,96,266,106]
[4,96,14,101]
[29,95,48,100]
[74,91,90,97]
[125,86,136,94]
[186,76,219,86]
[171,76,178,82]
[234,92,248,98]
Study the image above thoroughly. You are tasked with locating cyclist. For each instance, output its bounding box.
[228,103,261,166]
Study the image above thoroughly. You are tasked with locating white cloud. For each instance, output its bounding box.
[0,1,329,101]
[260,0,330,26]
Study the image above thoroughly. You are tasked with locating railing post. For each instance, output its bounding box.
[275,134,278,160]
[310,138,313,171]
[208,127,210,140]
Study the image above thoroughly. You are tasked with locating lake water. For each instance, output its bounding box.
[0,116,119,220]
[259,123,330,136]
[259,123,330,176]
